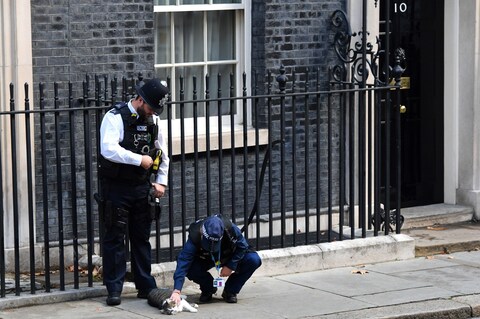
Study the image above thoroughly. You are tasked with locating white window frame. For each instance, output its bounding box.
[153,1,252,149]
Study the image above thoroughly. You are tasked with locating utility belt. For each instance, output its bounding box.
[100,198,160,232]
[94,182,161,234]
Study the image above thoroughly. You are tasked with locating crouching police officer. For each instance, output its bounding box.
[169,215,262,304]
[98,78,169,306]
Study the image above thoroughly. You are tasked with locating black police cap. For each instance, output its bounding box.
[135,78,169,114]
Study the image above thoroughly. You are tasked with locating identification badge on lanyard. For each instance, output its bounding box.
[212,254,224,287]
[213,277,225,288]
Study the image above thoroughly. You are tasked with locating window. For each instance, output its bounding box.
[153,0,250,137]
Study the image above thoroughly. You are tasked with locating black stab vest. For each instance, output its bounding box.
[98,102,158,184]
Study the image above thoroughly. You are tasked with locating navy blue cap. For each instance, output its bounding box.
[201,216,224,252]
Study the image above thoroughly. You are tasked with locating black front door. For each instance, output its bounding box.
[380,0,444,207]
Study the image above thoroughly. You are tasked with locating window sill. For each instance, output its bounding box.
[170,128,268,156]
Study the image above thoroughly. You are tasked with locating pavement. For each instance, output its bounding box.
[0,203,480,319]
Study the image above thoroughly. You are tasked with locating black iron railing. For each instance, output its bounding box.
[0,66,402,298]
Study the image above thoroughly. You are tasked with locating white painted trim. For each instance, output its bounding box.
[0,0,35,248]
[154,4,244,12]
[444,0,459,204]
[474,1,480,191]
[169,128,268,155]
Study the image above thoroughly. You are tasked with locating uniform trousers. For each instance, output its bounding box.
[102,181,157,294]
[186,251,262,295]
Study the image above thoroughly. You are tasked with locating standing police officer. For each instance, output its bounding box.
[98,78,169,306]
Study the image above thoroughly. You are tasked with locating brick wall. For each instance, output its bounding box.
[253,0,344,84]
[31,0,155,84]
[29,0,346,249]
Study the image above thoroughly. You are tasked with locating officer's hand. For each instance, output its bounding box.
[170,290,182,305]
[220,266,233,277]
[152,183,166,198]
[140,155,153,169]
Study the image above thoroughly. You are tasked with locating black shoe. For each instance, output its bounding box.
[106,292,121,306]
[222,290,237,303]
[199,288,217,303]
[137,289,153,299]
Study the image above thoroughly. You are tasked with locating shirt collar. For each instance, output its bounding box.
[127,100,138,116]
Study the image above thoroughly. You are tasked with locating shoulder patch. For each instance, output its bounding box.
[114,102,127,110]
[110,102,128,115]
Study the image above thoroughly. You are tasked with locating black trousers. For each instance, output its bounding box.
[102,180,157,294]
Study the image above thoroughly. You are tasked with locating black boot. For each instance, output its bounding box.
[199,288,217,303]
[106,292,121,306]
[222,290,237,303]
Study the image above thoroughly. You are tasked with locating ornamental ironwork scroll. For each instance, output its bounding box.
[329,9,383,85]
[329,9,406,86]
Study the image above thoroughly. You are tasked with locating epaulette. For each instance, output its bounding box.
[110,102,128,114]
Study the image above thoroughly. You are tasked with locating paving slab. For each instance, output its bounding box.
[0,298,143,319]
[364,255,455,273]
[236,287,372,318]
[188,275,374,318]
[435,250,480,267]
[319,299,472,319]
[276,267,429,297]
[352,286,458,307]
[392,264,480,295]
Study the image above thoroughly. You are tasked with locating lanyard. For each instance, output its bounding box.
[210,249,221,275]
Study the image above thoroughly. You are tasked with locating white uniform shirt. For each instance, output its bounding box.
[99,100,169,186]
